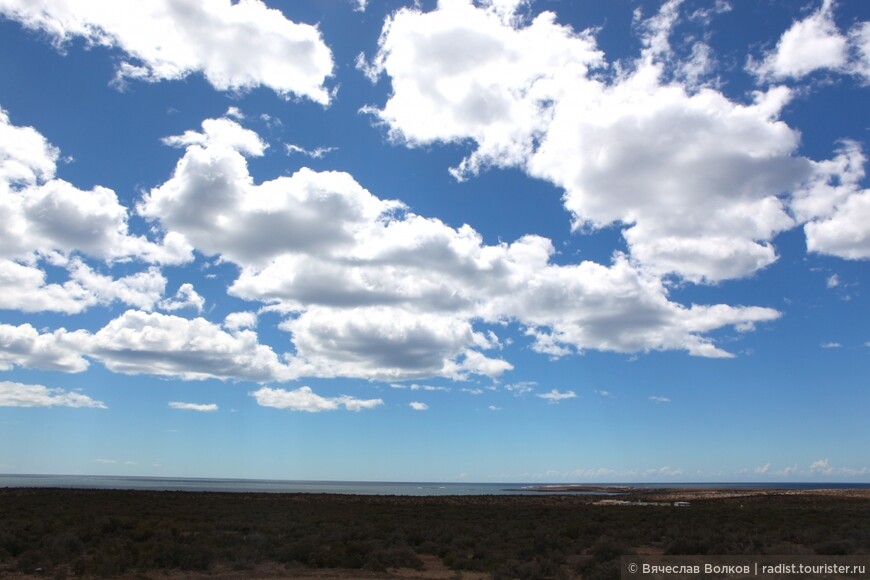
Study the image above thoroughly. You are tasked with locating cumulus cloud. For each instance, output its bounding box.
[363,0,851,283]
[0,381,106,408]
[793,141,870,260]
[0,109,191,266]
[280,307,511,381]
[0,103,788,385]
[0,108,191,314]
[141,116,780,379]
[224,311,257,331]
[751,0,848,81]
[168,401,218,412]
[362,0,603,177]
[0,322,90,372]
[159,283,205,313]
[0,0,334,103]
[89,310,296,382]
[250,386,383,412]
[409,401,428,411]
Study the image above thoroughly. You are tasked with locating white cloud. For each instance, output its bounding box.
[794,142,870,260]
[140,118,401,268]
[649,396,671,403]
[409,401,428,411]
[0,109,191,265]
[851,22,870,80]
[645,466,683,478]
[250,386,383,412]
[755,462,770,475]
[363,0,603,177]
[134,115,782,381]
[285,143,338,159]
[810,458,833,475]
[168,401,218,412]
[281,307,511,381]
[0,381,106,408]
[0,0,334,103]
[0,108,191,314]
[0,258,168,314]
[537,389,576,402]
[0,322,90,372]
[89,310,295,382]
[159,283,205,313]
[365,1,819,283]
[820,342,841,349]
[390,383,450,392]
[224,311,257,331]
[503,381,536,396]
[751,0,848,81]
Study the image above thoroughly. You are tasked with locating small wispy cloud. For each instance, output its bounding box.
[285,143,337,159]
[537,389,577,403]
[648,396,671,403]
[755,462,770,475]
[390,383,449,392]
[820,342,842,349]
[503,381,537,396]
[96,458,137,465]
[594,389,613,398]
[488,405,502,411]
[225,106,244,120]
[168,401,218,412]
[409,401,428,411]
[826,274,840,288]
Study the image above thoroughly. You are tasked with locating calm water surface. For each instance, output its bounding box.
[1,475,867,495]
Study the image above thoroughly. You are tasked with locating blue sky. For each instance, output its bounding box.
[0,0,868,483]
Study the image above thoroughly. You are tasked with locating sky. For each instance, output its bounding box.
[0,0,868,483]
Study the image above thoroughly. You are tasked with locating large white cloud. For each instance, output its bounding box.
[362,0,603,178]
[0,0,333,103]
[363,0,843,283]
[88,310,296,382]
[281,306,511,381]
[0,323,90,373]
[135,114,784,382]
[140,119,402,267]
[0,381,106,408]
[0,95,789,385]
[0,108,190,313]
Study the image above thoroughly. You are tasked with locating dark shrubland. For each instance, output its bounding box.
[0,488,867,578]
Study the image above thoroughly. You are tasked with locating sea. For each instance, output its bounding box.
[1,475,867,495]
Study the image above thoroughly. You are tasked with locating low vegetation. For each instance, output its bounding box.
[0,488,867,578]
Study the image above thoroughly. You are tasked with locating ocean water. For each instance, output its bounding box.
[1,475,867,495]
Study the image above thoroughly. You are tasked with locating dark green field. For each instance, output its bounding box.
[1,488,868,579]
